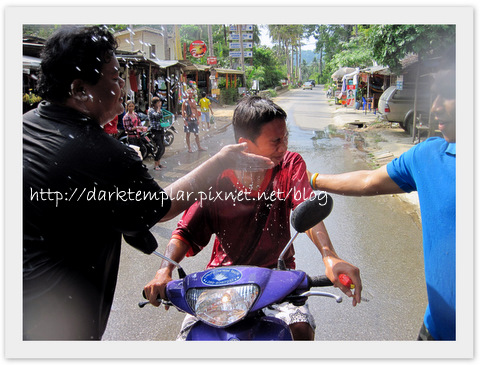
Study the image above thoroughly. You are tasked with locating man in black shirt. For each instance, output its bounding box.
[23,26,272,340]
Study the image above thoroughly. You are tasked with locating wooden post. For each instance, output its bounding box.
[412,56,421,143]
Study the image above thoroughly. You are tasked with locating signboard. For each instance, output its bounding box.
[207,56,217,65]
[229,33,253,41]
[229,51,253,58]
[189,40,207,58]
[347,85,356,106]
[229,25,253,32]
[396,75,404,90]
[229,42,253,49]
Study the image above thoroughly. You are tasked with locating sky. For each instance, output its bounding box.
[259,26,318,52]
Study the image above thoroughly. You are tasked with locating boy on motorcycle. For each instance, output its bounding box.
[144,96,363,340]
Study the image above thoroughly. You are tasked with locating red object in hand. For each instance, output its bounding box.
[339,274,355,289]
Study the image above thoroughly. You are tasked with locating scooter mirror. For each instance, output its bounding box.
[291,192,333,233]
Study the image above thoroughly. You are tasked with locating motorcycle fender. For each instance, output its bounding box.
[186,316,293,341]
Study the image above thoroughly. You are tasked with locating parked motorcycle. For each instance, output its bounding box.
[139,193,353,341]
[118,126,157,160]
[159,109,178,147]
[118,110,177,159]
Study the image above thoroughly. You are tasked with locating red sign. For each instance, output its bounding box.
[207,56,217,65]
[189,40,207,58]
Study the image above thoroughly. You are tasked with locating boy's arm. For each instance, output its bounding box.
[143,237,190,306]
[306,221,362,306]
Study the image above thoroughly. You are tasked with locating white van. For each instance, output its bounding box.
[378,83,431,136]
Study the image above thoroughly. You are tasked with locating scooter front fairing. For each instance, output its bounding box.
[166,266,308,316]
[186,315,293,341]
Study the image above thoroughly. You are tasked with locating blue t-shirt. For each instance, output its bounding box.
[387,137,456,340]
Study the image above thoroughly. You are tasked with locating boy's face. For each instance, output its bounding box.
[240,118,288,166]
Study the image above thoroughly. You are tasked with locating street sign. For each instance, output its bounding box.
[396,75,404,90]
[229,33,253,41]
[229,25,253,32]
[229,51,253,58]
[207,56,217,65]
[229,42,253,49]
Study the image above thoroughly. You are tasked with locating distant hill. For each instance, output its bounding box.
[300,50,322,64]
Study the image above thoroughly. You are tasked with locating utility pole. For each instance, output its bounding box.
[238,25,246,87]
[207,24,214,57]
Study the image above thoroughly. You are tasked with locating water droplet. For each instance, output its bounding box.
[68,134,75,139]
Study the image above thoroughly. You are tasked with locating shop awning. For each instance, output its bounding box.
[342,69,360,81]
[213,68,244,75]
[361,65,391,75]
[149,59,179,69]
[116,51,179,69]
[23,55,41,71]
[331,67,356,80]
[179,61,244,75]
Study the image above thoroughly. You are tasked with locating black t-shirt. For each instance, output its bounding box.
[23,102,171,340]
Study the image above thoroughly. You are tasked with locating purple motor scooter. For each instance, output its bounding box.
[139,193,348,340]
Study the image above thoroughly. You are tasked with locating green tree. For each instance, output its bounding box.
[368,25,455,73]
[268,24,305,84]
[249,46,283,89]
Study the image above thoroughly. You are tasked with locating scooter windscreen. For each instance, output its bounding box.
[291,192,333,233]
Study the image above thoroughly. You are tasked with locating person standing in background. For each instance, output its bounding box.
[148,96,166,170]
[199,91,214,131]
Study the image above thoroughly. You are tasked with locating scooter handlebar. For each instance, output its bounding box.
[308,275,334,287]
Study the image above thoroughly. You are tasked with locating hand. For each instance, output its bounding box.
[217,142,274,172]
[143,268,173,309]
[323,256,362,306]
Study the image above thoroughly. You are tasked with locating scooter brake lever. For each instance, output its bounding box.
[138,299,173,308]
[298,291,343,303]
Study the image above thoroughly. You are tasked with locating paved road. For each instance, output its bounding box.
[103,87,427,344]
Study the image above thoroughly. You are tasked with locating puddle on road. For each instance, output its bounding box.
[311,124,368,152]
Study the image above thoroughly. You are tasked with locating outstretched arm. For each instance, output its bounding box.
[160,143,274,222]
[306,221,362,306]
[310,165,404,196]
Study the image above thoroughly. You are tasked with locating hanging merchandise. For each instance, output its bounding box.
[129,70,138,92]
[124,69,131,96]
[142,72,147,91]
[159,77,167,91]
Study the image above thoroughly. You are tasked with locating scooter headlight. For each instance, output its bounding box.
[186,284,259,328]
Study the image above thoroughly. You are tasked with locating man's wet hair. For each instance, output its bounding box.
[232,96,287,143]
[37,25,117,103]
